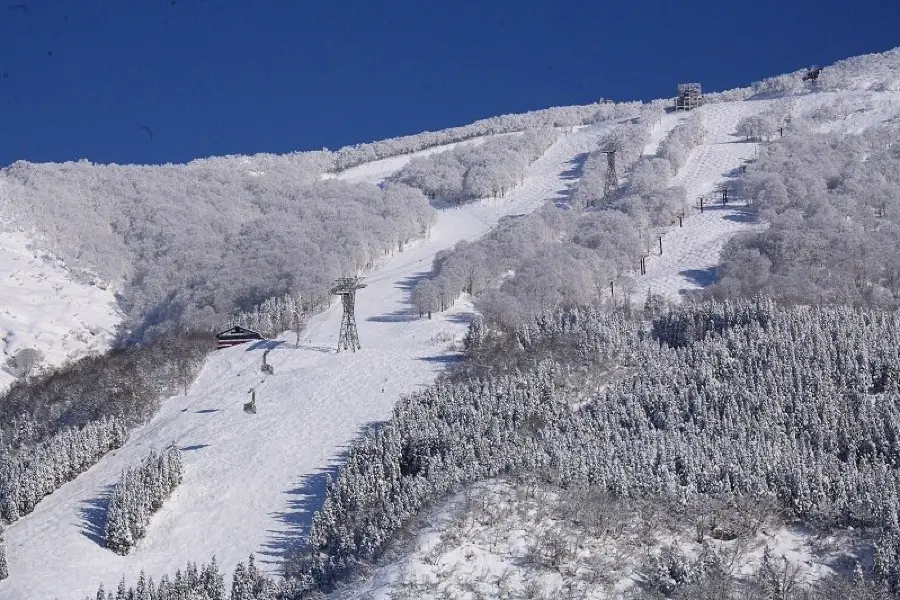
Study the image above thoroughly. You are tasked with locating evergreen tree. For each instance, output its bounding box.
[0,525,8,581]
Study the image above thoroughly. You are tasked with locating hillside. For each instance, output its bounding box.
[1,119,618,600]
[1,46,900,600]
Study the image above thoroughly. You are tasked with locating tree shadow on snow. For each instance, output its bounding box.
[724,210,759,224]
[367,272,430,323]
[179,443,210,452]
[194,408,221,414]
[444,312,475,325]
[367,311,418,323]
[559,152,589,181]
[680,267,718,288]
[259,421,386,568]
[245,339,286,352]
[417,354,464,365]
[77,484,116,547]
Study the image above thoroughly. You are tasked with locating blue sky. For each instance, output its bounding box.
[0,0,897,166]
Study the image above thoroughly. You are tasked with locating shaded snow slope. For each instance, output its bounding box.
[0,122,613,600]
[0,182,120,391]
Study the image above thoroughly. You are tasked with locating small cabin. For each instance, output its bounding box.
[675,83,703,111]
[216,326,264,349]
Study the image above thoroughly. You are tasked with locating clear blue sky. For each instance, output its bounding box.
[1,0,897,167]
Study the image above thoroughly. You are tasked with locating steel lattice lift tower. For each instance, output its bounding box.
[331,276,366,352]
[602,148,618,197]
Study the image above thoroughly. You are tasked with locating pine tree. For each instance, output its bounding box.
[201,557,226,600]
[231,562,253,600]
[134,571,151,600]
[115,576,128,600]
[0,525,8,581]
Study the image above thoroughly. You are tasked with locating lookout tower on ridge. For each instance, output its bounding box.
[675,83,703,111]
[331,276,366,352]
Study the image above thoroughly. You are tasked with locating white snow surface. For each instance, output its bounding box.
[0,182,120,391]
[1,122,612,600]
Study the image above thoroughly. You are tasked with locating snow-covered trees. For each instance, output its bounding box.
[393,128,559,204]
[85,560,231,600]
[2,159,434,340]
[735,106,788,142]
[282,299,900,592]
[225,293,304,338]
[0,331,211,447]
[712,126,900,309]
[0,525,8,581]
[570,113,660,210]
[408,106,693,329]
[105,446,184,555]
[0,417,127,524]
[657,113,706,172]
[331,99,644,171]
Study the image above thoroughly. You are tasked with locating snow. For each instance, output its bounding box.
[0,181,120,391]
[0,122,613,600]
[353,481,871,600]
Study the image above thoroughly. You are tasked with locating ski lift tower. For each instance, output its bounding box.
[601,148,618,197]
[675,83,703,111]
[331,276,366,352]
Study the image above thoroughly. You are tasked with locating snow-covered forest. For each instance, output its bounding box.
[2,167,435,340]
[411,105,712,328]
[712,126,900,308]
[0,99,638,343]
[289,299,900,597]
[392,127,559,204]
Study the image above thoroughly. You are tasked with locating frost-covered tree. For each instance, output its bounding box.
[0,525,8,581]
[105,446,183,555]
[393,127,559,204]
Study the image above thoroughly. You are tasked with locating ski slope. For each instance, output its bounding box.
[634,88,900,302]
[0,121,615,600]
[633,100,768,302]
[0,183,120,391]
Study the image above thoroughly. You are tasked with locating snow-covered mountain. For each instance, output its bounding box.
[2,46,900,600]
[0,180,120,391]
